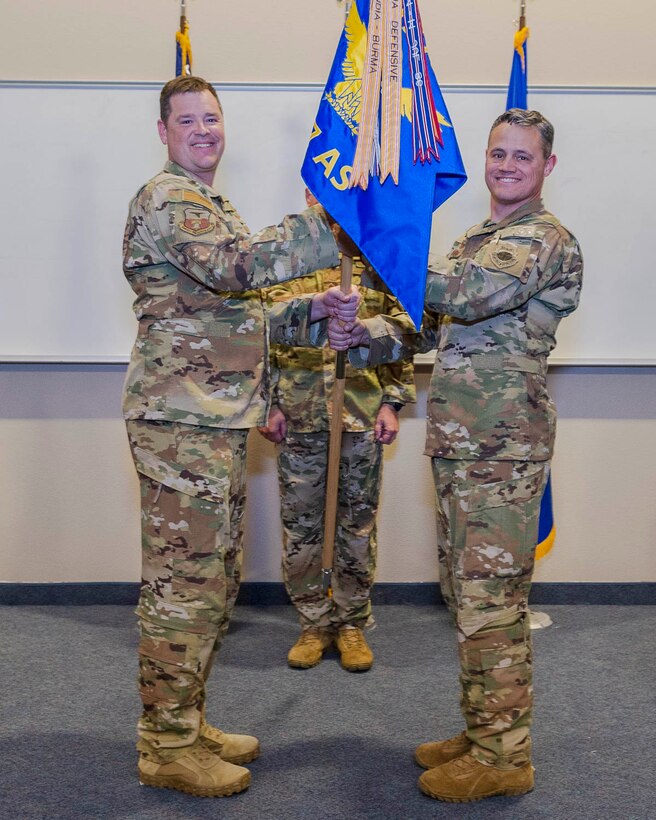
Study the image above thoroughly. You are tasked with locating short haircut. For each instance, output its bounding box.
[159,76,221,123]
[490,109,555,158]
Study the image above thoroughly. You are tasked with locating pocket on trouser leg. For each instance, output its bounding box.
[137,485,234,656]
[137,617,218,755]
[464,462,545,547]
[432,460,459,616]
[461,626,533,766]
[455,463,546,626]
[332,433,380,623]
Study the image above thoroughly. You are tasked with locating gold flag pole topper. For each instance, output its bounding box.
[514,0,529,72]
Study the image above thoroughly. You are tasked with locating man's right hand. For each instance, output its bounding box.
[257,406,287,443]
[328,316,370,351]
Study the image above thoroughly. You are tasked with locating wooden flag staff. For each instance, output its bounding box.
[321,0,355,596]
[321,253,353,595]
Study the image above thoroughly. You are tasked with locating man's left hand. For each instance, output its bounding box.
[328,316,370,351]
[374,403,400,445]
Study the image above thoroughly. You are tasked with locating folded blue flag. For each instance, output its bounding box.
[536,475,556,560]
[176,19,192,77]
[506,28,529,110]
[302,0,467,329]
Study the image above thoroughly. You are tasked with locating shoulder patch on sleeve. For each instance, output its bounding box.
[177,205,217,236]
[166,189,217,237]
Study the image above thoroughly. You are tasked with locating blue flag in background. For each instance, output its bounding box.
[176,13,193,77]
[506,26,529,110]
[504,22,555,561]
[536,476,555,560]
[301,0,467,329]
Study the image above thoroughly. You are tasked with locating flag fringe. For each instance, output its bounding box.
[535,525,555,561]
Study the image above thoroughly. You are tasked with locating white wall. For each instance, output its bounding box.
[1,366,655,584]
[1,0,655,585]
[3,83,654,364]
[3,0,655,86]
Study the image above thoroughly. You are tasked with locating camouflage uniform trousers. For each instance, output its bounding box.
[431,457,548,768]
[126,420,248,761]
[277,430,382,630]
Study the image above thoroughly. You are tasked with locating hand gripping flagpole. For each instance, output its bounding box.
[321,253,353,595]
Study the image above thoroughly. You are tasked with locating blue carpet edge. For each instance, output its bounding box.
[0,581,654,606]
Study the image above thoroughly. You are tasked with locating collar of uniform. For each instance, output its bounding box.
[467,197,545,238]
[163,160,222,200]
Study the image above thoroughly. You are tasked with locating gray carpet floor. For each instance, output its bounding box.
[2,603,654,820]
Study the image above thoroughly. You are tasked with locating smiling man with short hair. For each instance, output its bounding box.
[122,75,358,799]
[332,108,583,803]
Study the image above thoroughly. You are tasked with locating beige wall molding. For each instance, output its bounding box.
[2,79,656,95]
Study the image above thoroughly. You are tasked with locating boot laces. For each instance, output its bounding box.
[298,629,324,645]
[339,628,364,648]
[193,743,217,764]
[450,753,479,772]
[201,723,226,746]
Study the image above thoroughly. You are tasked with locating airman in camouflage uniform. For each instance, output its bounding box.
[122,76,357,798]
[337,110,583,802]
[259,259,416,671]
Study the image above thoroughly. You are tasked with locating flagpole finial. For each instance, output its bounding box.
[519,0,527,30]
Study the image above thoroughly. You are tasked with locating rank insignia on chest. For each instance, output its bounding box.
[179,207,217,236]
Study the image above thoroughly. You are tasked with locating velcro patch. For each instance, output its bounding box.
[477,228,542,283]
[178,206,217,236]
[168,189,214,209]
[490,243,519,269]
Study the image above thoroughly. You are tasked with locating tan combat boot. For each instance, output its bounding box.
[287,627,334,669]
[200,722,260,764]
[418,752,534,802]
[335,625,373,672]
[138,742,250,797]
[414,731,472,769]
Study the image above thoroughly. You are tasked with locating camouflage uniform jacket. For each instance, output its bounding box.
[265,262,416,433]
[350,199,583,461]
[122,161,339,429]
